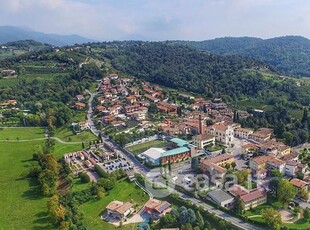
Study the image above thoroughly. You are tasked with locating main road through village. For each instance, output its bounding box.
[86,90,264,230]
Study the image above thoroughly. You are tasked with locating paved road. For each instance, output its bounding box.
[86,90,264,230]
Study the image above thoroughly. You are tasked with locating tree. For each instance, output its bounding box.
[195,211,204,229]
[191,157,199,171]
[299,188,309,201]
[231,161,237,170]
[181,223,193,230]
[303,208,310,221]
[277,179,297,206]
[296,171,304,180]
[78,172,90,183]
[177,107,182,117]
[234,197,244,215]
[187,209,196,223]
[148,103,157,113]
[271,170,283,178]
[301,108,308,124]
[82,142,85,149]
[261,208,282,230]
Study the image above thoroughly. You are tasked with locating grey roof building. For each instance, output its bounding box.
[207,189,234,208]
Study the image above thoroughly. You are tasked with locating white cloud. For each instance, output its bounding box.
[0,0,309,40]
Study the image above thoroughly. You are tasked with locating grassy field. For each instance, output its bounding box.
[55,127,97,143]
[0,127,86,229]
[80,179,149,229]
[125,140,168,155]
[0,140,55,230]
[53,142,83,159]
[0,127,45,140]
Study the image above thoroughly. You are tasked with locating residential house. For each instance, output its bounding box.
[249,128,273,143]
[144,199,172,219]
[200,154,235,182]
[234,127,253,139]
[267,158,286,174]
[75,94,84,101]
[75,102,86,110]
[144,94,159,103]
[285,161,299,176]
[1,69,16,76]
[249,155,275,172]
[105,201,134,221]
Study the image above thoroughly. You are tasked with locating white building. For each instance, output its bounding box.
[206,124,234,146]
[138,148,166,165]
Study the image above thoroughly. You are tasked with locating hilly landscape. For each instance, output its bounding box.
[0,26,96,46]
[0,40,310,230]
[173,36,310,77]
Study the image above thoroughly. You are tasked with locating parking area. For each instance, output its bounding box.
[100,158,133,173]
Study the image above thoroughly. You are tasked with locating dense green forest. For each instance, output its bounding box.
[100,42,309,105]
[172,36,310,77]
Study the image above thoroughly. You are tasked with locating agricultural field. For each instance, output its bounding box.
[80,179,149,230]
[125,140,168,155]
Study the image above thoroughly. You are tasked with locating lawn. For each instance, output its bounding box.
[125,140,168,155]
[54,127,97,143]
[53,142,83,159]
[285,219,310,229]
[0,141,55,230]
[0,127,45,140]
[80,179,149,229]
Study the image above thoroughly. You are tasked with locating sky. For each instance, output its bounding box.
[0,0,310,41]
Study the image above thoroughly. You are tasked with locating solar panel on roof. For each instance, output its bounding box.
[157,202,170,213]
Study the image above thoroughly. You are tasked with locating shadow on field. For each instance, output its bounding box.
[21,178,42,200]
[33,211,50,224]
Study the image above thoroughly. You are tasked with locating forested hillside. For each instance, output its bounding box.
[172,36,310,77]
[101,42,309,105]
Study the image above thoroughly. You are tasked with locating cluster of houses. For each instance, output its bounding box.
[103,198,172,223]
[101,198,172,223]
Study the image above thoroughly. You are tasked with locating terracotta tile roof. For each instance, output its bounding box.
[240,189,267,203]
[290,178,308,189]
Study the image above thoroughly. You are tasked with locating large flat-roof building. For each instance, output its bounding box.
[207,189,234,208]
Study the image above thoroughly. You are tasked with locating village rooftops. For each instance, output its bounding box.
[290,178,308,189]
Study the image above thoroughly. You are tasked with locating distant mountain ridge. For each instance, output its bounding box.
[0,26,96,46]
[172,36,310,77]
